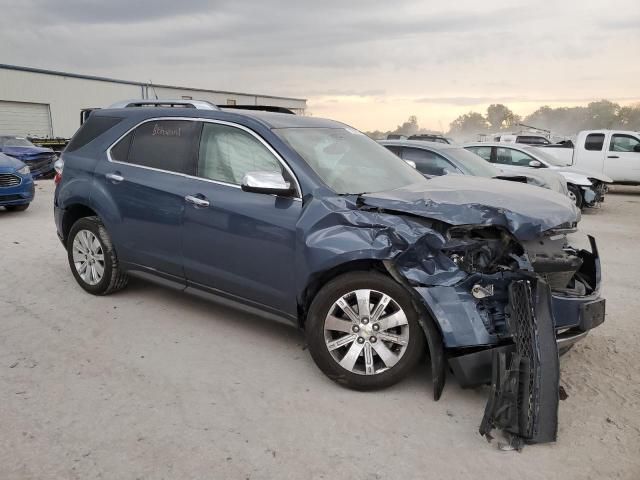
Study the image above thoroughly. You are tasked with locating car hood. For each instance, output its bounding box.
[495,166,567,195]
[549,166,613,183]
[1,145,55,161]
[0,152,26,172]
[361,175,580,241]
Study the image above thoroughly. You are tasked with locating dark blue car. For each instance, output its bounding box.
[54,100,605,444]
[0,135,57,179]
[0,152,34,211]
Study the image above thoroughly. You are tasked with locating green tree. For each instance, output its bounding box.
[448,112,489,139]
[486,104,520,130]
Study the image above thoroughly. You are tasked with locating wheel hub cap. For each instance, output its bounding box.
[324,289,410,376]
[72,229,105,286]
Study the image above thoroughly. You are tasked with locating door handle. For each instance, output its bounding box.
[185,194,210,208]
[105,172,124,183]
[607,155,619,159]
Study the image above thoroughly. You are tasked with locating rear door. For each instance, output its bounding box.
[94,119,200,278]
[604,133,640,182]
[182,121,301,315]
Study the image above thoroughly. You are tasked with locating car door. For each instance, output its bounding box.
[493,146,539,173]
[182,121,302,315]
[604,133,640,182]
[95,119,200,278]
[401,147,460,176]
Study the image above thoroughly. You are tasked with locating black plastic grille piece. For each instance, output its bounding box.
[480,279,559,448]
[0,174,21,188]
[508,280,539,439]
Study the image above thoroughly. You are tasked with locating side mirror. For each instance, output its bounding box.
[528,160,543,168]
[404,160,417,169]
[241,171,294,196]
[634,144,640,153]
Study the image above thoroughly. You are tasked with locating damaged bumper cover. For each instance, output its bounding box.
[298,176,604,446]
[445,235,604,389]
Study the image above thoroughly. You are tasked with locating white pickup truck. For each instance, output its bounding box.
[543,130,640,184]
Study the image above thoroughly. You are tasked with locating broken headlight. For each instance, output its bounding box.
[443,226,522,274]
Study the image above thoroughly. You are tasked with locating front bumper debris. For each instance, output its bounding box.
[479,279,559,449]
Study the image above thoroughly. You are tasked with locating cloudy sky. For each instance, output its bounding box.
[2,0,639,131]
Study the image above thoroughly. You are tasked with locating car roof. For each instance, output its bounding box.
[379,139,463,151]
[464,142,530,149]
[95,106,348,130]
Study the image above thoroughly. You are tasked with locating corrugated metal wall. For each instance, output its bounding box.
[0,67,307,138]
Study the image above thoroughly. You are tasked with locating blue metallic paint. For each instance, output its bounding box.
[53,108,605,368]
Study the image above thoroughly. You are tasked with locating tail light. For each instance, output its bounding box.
[54,157,64,185]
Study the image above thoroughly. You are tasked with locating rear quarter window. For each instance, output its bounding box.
[584,133,605,151]
[65,116,124,152]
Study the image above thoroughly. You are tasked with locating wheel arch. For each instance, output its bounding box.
[61,203,99,245]
[297,259,388,329]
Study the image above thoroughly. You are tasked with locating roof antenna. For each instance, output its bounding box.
[149,80,158,100]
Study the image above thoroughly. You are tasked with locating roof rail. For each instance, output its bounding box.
[218,105,296,115]
[108,99,219,110]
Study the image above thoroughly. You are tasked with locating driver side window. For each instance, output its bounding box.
[198,123,282,185]
[496,147,536,167]
[401,147,457,176]
[609,134,640,153]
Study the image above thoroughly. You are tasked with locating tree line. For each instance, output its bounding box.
[366,100,640,141]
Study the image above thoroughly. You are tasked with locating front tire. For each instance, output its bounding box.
[306,272,426,390]
[568,184,583,209]
[67,216,128,295]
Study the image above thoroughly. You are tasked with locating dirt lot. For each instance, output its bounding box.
[1,180,639,479]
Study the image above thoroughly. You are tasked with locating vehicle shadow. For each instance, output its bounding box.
[123,277,305,348]
[606,185,640,196]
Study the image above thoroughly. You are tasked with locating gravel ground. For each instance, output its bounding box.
[1,181,639,480]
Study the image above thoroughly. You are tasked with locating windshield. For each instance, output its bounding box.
[445,148,500,177]
[276,127,426,194]
[521,146,570,166]
[0,136,35,148]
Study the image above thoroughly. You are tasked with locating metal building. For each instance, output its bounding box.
[0,64,307,139]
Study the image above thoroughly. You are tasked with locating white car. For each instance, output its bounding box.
[464,142,611,208]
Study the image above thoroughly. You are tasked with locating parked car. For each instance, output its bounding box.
[379,140,570,198]
[406,134,452,144]
[0,135,57,179]
[491,133,551,145]
[54,100,605,444]
[464,142,611,208]
[0,152,34,211]
[541,130,640,185]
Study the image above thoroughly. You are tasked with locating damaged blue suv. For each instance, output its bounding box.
[55,100,605,445]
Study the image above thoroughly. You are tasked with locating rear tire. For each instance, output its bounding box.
[67,216,128,295]
[306,271,426,390]
[5,204,29,212]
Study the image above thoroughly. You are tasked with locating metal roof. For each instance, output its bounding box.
[0,63,307,102]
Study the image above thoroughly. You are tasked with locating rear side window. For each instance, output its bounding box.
[65,116,123,152]
[113,120,199,174]
[584,133,605,151]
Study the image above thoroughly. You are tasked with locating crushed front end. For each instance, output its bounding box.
[407,224,605,446]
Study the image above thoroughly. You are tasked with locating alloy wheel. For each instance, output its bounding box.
[323,289,410,375]
[72,230,105,286]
